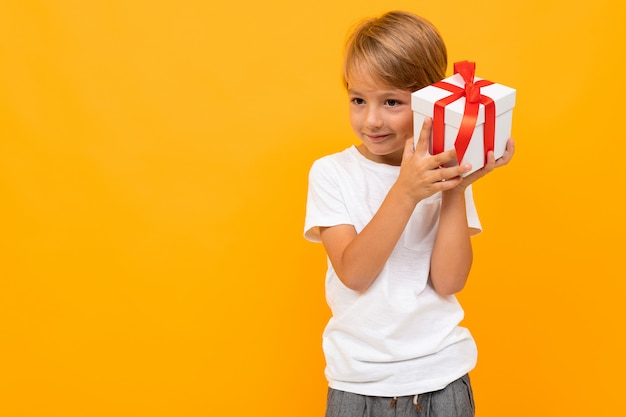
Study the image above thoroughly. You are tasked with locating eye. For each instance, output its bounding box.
[385,99,400,106]
[351,97,365,105]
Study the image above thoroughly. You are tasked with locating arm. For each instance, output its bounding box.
[429,188,473,295]
[319,183,419,293]
[430,137,516,295]
[320,118,471,293]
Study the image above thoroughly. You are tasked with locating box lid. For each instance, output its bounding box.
[411,73,516,127]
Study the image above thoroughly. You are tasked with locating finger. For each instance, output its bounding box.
[462,159,493,184]
[481,151,496,171]
[402,137,415,161]
[462,168,485,184]
[414,117,433,153]
[493,138,515,167]
[506,138,515,153]
[438,163,471,181]
[434,173,464,190]
[430,148,457,168]
[500,138,515,163]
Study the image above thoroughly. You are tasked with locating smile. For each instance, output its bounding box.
[366,134,391,142]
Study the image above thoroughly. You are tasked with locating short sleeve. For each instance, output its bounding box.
[464,185,482,236]
[304,158,353,242]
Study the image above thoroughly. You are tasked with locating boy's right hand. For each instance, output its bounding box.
[397,117,472,203]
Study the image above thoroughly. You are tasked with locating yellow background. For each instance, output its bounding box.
[1,0,624,416]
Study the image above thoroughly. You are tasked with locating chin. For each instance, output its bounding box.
[368,143,402,156]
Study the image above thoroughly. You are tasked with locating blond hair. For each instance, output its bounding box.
[343,11,448,92]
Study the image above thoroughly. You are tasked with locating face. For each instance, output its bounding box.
[347,69,413,166]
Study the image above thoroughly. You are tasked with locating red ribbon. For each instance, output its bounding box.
[432,61,496,166]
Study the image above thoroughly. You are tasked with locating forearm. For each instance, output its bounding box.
[329,185,417,292]
[429,189,473,295]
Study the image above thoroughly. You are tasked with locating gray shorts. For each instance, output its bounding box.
[325,374,475,417]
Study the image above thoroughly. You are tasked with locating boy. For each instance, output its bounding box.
[304,10,514,417]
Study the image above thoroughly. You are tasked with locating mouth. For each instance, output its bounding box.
[365,133,391,142]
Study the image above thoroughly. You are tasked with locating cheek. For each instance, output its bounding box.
[348,109,362,131]
[395,113,414,138]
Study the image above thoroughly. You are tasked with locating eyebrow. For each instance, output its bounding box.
[348,88,407,97]
[349,86,399,93]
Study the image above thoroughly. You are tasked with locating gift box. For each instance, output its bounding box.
[411,61,516,176]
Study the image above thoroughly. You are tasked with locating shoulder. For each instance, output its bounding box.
[309,147,358,179]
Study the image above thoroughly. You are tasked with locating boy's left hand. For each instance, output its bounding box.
[458,138,515,187]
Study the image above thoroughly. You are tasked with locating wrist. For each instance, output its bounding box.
[442,183,467,197]
[441,186,467,206]
[388,182,420,211]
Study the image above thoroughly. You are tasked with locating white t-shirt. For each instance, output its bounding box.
[304,146,482,397]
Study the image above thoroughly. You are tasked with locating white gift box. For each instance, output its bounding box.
[411,72,516,176]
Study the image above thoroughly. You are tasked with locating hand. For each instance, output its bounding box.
[397,117,473,203]
[459,138,516,187]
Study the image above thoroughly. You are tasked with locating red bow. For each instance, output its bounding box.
[432,61,496,166]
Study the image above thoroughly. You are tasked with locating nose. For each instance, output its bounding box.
[364,105,384,130]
